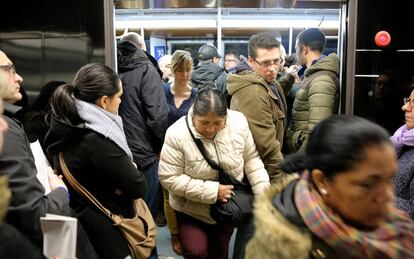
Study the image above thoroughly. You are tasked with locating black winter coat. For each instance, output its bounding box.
[45,114,148,259]
[117,41,168,168]
[0,103,70,246]
[0,222,46,259]
[1,103,98,259]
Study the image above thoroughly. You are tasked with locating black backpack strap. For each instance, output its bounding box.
[185,115,222,172]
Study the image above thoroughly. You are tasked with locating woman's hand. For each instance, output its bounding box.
[217,184,234,203]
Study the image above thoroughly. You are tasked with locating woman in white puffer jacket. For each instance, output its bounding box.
[159,86,270,259]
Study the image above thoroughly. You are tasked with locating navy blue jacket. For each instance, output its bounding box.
[117,41,168,168]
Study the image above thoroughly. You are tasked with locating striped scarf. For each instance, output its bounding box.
[295,171,414,259]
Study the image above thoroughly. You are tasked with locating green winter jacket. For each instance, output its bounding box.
[286,53,340,153]
[227,69,286,183]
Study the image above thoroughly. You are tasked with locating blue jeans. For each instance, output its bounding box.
[142,160,159,259]
[142,160,160,218]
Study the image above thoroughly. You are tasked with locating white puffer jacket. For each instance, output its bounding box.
[159,109,270,224]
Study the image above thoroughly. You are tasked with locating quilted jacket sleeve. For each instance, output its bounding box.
[299,74,337,152]
[159,127,219,205]
[240,116,271,195]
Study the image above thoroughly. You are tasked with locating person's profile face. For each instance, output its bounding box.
[0,99,9,153]
[316,142,397,230]
[224,54,239,71]
[403,89,414,129]
[295,40,306,66]
[0,51,23,104]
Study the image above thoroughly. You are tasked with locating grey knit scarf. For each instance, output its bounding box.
[75,99,133,160]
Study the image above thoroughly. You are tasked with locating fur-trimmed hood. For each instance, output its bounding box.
[245,174,313,259]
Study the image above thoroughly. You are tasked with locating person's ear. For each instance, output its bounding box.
[311,169,329,196]
[95,95,109,110]
[247,56,255,67]
[303,45,310,55]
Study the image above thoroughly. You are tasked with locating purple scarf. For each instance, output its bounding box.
[390,125,414,151]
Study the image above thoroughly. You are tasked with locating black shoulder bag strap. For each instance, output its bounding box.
[185,115,222,172]
[185,116,250,189]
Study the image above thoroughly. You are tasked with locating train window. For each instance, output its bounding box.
[169,42,207,66]
[223,42,248,60]
[325,38,338,55]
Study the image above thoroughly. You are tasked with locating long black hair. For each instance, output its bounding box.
[282,115,391,180]
[50,63,120,125]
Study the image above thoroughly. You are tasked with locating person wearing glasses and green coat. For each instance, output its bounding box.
[227,32,287,185]
[227,32,288,259]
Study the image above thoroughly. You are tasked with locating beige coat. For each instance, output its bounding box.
[159,109,270,224]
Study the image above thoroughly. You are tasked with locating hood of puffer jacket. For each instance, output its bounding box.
[304,53,340,77]
[246,173,313,258]
[44,114,89,156]
[191,61,226,86]
[227,69,270,96]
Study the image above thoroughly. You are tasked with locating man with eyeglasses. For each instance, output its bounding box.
[285,28,340,153]
[223,50,240,74]
[227,32,286,184]
[227,32,287,259]
[0,50,98,258]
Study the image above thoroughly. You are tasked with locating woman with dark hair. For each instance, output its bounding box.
[247,115,414,259]
[159,87,270,259]
[162,50,197,255]
[391,86,414,219]
[44,63,148,259]
[22,81,66,147]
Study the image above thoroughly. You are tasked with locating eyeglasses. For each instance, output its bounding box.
[0,64,16,78]
[403,97,414,107]
[224,59,238,63]
[253,57,281,67]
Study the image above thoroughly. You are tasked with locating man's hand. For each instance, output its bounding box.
[47,167,67,192]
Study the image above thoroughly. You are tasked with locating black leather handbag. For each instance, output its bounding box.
[186,116,254,226]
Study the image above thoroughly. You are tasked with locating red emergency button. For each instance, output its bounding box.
[375,31,391,47]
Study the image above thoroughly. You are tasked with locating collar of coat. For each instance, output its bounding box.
[3,102,21,118]
[249,173,316,257]
[227,70,281,101]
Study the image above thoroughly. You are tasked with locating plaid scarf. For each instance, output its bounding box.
[295,171,414,259]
